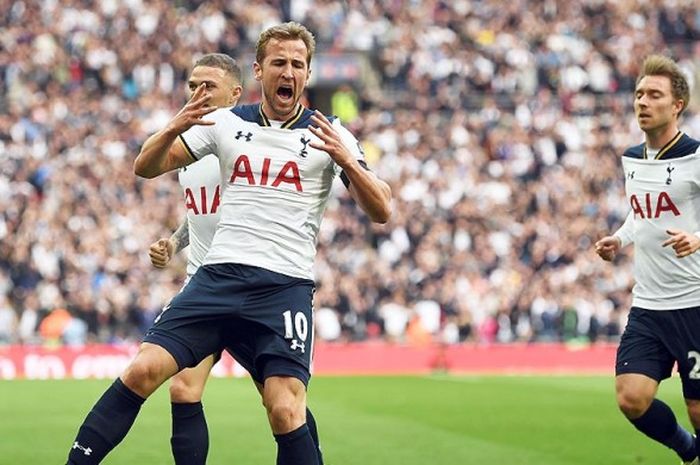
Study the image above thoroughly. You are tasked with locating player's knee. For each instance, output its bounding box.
[686,399,700,426]
[169,376,203,403]
[122,361,160,396]
[121,355,172,397]
[264,390,305,431]
[266,398,304,429]
[616,385,653,418]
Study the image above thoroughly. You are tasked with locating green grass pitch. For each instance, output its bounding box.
[0,375,689,464]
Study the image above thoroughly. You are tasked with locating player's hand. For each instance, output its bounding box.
[309,110,355,168]
[149,238,175,268]
[165,83,216,134]
[662,229,700,258]
[594,236,621,261]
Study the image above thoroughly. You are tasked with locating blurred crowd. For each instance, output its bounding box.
[3,0,700,347]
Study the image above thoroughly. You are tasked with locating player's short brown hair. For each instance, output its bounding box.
[194,53,242,84]
[256,22,316,66]
[637,55,690,115]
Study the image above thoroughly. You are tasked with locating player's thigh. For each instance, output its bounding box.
[615,373,659,407]
[666,307,700,400]
[145,267,246,370]
[263,376,307,408]
[239,278,316,385]
[121,342,180,397]
[685,398,700,429]
[170,353,217,402]
[616,307,675,382]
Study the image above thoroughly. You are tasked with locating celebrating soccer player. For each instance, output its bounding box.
[65,22,391,465]
[595,55,700,465]
[145,52,323,465]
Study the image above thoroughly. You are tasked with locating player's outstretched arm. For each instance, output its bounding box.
[309,111,392,223]
[662,229,700,258]
[134,83,215,178]
[595,236,621,262]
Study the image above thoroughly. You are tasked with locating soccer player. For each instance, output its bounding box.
[66,22,391,465]
[147,52,323,465]
[595,55,700,465]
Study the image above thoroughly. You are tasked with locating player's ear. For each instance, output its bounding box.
[231,84,242,103]
[674,99,684,118]
[253,62,262,82]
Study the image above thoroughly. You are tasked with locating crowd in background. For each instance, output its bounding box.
[2,0,700,346]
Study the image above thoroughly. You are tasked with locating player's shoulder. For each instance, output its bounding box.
[231,104,263,124]
[667,133,700,159]
[623,133,700,160]
[622,143,645,159]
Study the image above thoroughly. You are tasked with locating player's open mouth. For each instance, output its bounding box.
[277,86,293,101]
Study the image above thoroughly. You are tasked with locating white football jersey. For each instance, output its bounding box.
[179,104,362,280]
[615,134,700,310]
[178,154,222,278]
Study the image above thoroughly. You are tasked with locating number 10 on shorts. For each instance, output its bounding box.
[283,310,308,353]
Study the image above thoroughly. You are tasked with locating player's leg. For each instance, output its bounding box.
[674,307,700,463]
[616,374,696,461]
[169,354,217,465]
[227,334,325,465]
[686,399,700,464]
[615,308,695,462]
[249,366,324,463]
[235,268,319,465]
[264,373,319,465]
[67,266,235,465]
[66,342,179,465]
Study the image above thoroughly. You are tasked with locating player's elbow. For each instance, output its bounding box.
[371,201,392,224]
[372,186,393,223]
[133,155,157,179]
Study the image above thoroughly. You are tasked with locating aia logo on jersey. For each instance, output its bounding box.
[229,154,303,192]
[630,191,680,219]
[184,185,220,215]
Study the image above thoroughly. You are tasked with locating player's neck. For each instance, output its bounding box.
[260,101,301,122]
[645,124,680,150]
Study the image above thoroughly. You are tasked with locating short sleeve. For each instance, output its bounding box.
[179,111,222,160]
[334,119,365,163]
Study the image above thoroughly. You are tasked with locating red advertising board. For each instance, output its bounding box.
[0,342,616,380]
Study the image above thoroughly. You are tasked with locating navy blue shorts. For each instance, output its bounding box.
[616,306,700,399]
[144,263,315,385]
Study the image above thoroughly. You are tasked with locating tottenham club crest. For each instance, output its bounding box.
[298,135,310,158]
[666,164,675,185]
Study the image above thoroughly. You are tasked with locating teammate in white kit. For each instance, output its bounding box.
[596,55,700,465]
[66,23,391,465]
[148,52,324,465]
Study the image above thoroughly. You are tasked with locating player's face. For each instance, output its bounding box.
[634,75,683,133]
[187,66,242,108]
[253,38,311,120]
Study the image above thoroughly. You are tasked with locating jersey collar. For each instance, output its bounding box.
[644,131,683,160]
[258,103,305,129]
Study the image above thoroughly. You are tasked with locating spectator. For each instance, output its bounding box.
[3,0,700,346]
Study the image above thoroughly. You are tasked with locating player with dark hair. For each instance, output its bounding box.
[596,54,700,465]
[66,22,391,465]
